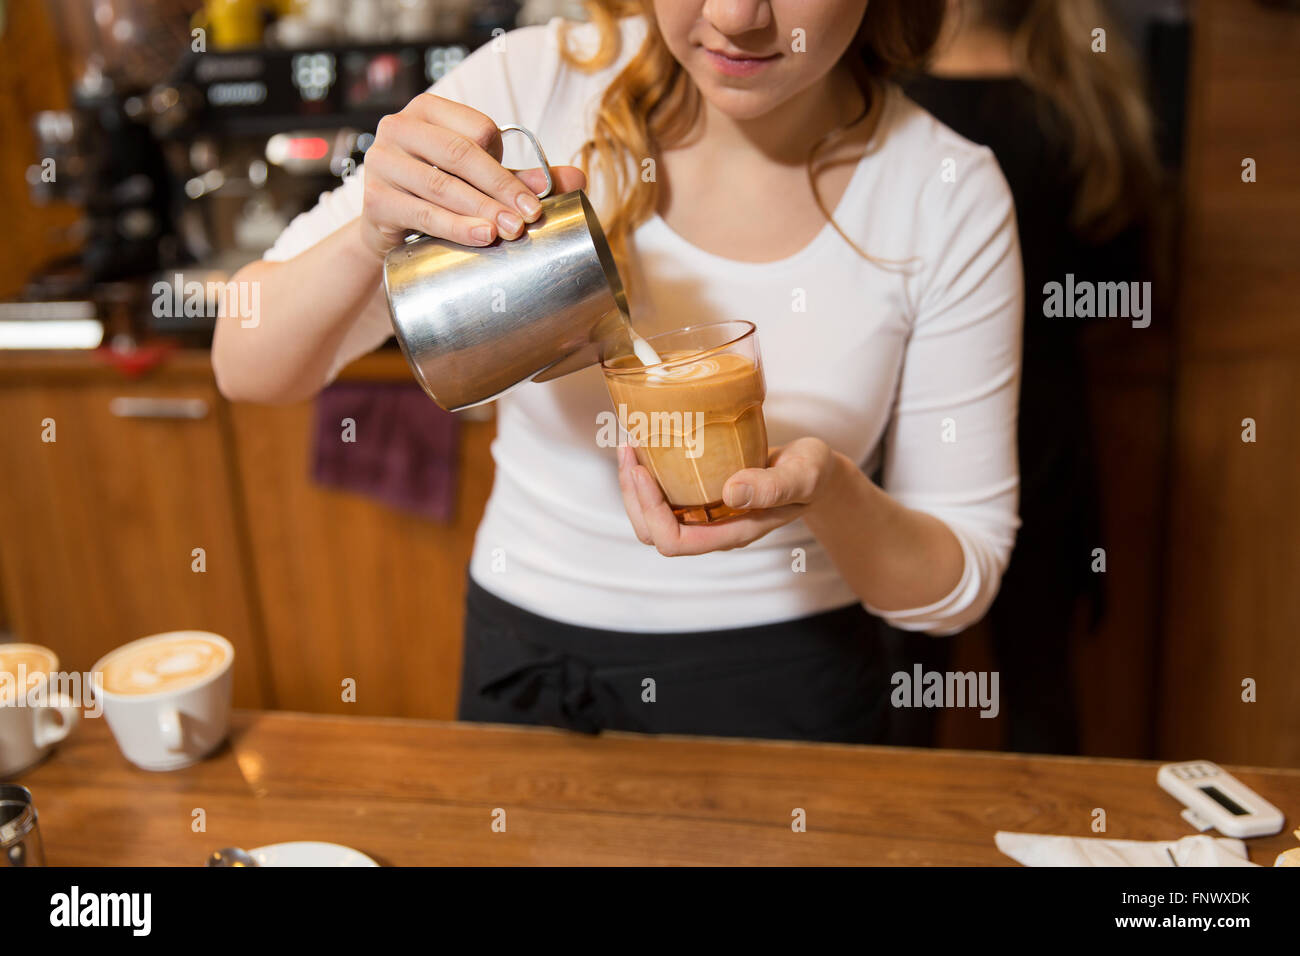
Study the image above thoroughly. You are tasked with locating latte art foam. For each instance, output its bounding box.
[646,356,723,383]
[99,636,229,696]
[0,646,56,705]
[0,647,54,679]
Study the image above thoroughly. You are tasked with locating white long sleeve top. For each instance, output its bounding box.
[263,15,1023,635]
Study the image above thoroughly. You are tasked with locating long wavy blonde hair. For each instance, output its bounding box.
[559,0,943,285]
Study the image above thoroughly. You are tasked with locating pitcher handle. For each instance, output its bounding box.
[497,124,554,199]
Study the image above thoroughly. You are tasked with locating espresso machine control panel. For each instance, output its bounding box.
[169,36,489,137]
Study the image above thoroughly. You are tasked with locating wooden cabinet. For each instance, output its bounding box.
[226,398,494,718]
[0,350,493,719]
[0,367,267,707]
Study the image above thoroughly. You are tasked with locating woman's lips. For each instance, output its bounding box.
[703,48,780,78]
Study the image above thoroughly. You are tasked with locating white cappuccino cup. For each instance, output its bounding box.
[91,631,234,772]
[0,644,81,778]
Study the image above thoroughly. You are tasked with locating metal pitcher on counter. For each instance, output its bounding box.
[1,785,44,866]
[383,125,636,412]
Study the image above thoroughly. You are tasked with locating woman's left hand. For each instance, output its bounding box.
[617,437,842,555]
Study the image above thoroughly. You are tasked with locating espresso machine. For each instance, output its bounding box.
[17,0,521,347]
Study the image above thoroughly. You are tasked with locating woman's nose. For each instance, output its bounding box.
[700,0,773,36]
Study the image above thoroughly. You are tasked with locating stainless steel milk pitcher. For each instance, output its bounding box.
[383,125,635,412]
[1,785,44,866]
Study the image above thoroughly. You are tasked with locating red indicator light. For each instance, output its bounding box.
[287,137,329,160]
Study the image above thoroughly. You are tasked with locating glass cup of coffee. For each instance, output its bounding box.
[91,631,234,772]
[602,320,769,525]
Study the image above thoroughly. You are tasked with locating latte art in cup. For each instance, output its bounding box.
[645,356,724,382]
[98,635,230,696]
[0,646,55,704]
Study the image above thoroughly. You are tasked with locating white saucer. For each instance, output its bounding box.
[248,841,379,867]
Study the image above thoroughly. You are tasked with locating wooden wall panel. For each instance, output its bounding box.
[1160,357,1300,765]
[228,401,495,719]
[1177,1,1300,359]
[1157,0,1300,768]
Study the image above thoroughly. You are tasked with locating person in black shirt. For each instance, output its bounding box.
[887,0,1161,753]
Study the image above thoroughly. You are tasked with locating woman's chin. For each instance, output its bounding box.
[696,83,790,122]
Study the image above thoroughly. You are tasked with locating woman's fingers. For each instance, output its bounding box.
[514,165,587,197]
[387,99,544,222]
[641,494,806,556]
[722,439,831,510]
[617,444,653,544]
[364,179,496,247]
[371,146,519,238]
[371,145,590,243]
[631,467,684,554]
[365,93,593,253]
[364,94,589,255]
[624,439,826,556]
[626,453,810,555]
[699,505,809,549]
[722,460,814,510]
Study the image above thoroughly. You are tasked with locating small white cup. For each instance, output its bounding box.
[91,631,234,772]
[0,644,81,778]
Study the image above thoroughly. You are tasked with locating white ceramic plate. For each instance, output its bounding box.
[248,841,379,867]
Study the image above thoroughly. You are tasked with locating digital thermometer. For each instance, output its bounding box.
[1157,761,1285,838]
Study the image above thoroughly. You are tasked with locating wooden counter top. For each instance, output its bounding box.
[18,710,1300,866]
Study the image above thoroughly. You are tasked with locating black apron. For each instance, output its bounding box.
[457,567,892,745]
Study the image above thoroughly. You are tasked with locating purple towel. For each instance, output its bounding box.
[310,382,459,523]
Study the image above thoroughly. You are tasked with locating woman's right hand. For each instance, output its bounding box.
[359,93,588,260]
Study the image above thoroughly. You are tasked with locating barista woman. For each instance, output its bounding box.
[212,1,1023,743]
